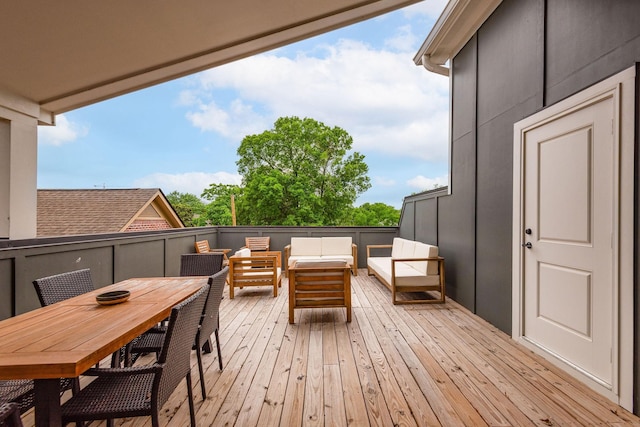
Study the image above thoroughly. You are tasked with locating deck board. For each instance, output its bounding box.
[20,270,640,426]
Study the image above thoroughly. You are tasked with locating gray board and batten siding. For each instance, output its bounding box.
[399,0,640,413]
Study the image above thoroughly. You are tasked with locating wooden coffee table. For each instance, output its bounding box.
[288,260,351,323]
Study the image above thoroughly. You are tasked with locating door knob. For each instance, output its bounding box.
[522,242,532,249]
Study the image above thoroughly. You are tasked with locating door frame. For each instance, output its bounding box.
[512,66,635,410]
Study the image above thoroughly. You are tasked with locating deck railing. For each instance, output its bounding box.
[0,226,397,320]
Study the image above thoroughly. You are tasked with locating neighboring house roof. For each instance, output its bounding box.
[37,188,184,237]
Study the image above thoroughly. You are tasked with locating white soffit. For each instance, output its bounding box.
[0,0,420,119]
[413,0,502,72]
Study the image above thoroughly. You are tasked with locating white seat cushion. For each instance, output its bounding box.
[318,254,353,265]
[288,255,324,267]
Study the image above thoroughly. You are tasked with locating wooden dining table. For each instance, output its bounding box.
[0,276,208,427]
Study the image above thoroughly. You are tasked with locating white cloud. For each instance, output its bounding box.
[384,24,419,52]
[185,38,450,162]
[407,174,448,191]
[133,171,242,197]
[185,98,270,140]
[38,114,88,146]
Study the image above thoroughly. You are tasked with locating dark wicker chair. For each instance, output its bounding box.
[31,269,97,392]
[127,267,228,398]
[151,252,223,333]
[0,402,23,427]
[179,253,224,276]
[0,381,32,416]
[32,268,93,306]
[195,267,227,397]
[33,268,127,368]
[60,284,209,427]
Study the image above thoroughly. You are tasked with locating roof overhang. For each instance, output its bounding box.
[413,0,502,75]
[0,0,421,124]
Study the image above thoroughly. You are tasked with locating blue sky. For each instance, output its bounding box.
[37,1,449,209]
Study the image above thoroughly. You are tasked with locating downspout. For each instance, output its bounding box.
[421,53,449,77]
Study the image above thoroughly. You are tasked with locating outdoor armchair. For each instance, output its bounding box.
[227,248,282,298]
[244,236,270,251]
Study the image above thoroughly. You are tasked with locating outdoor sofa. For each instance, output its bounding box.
[367,237,445,304]
[284,237,358,275]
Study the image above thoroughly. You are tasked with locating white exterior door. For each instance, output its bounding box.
[522,95,614,387]
[513,67,635,409]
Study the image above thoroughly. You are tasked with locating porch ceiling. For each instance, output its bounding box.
[0,0,420,121]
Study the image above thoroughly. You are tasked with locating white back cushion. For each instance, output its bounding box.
[400,240,416,259]
[321,237,352,255]
[425,244,439,275]
[290,237,322,256]
[235,247,251,257]
[391,237,405,258]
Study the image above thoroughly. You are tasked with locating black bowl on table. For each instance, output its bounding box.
[96,290,130,305]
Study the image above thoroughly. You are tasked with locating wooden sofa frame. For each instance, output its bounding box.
[228,250,282,298]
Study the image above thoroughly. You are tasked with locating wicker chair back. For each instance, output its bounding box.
[200,266,227,349]
[32,268,93,306]
[179,253,224,276]
[155,284,209,409]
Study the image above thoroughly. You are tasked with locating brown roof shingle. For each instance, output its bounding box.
[37,188,180,237]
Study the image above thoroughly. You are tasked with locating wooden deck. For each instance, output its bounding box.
[22,270,640,426]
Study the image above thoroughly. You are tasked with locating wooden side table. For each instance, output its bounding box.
[288,260,351,323]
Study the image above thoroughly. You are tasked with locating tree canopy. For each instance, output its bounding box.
[343,203,400,226]
[166,191,207,227]
[236,116,371,225]
[167,117,401,227]
[201,183,244,225]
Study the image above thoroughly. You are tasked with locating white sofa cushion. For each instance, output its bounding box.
[411,242,439,275]
[399,239,416,259]
[367,256,391,279]
[290,237,322,256]
[391,237,404,258]
[288,255,323,266]
[321,237,352,255]
[368,256,440,288]
[318,254,354,265]
[239,267,282,278]
[235,247,251,257]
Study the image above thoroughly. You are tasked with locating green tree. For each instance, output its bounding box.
[166,191,207,227]
[201,183,244,225]
[342,202,400,226]
[236,116,371,225]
